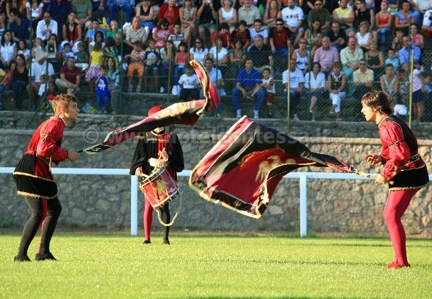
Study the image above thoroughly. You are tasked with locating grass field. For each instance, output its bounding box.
[1,230,432,299]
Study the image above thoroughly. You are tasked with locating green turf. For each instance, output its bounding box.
[1,231,432,299]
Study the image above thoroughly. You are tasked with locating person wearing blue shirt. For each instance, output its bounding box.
[95,65,110,114]
[47,0,72,33]
[9,9,31,43]
[398,35,421,65]
[232,58,265,119]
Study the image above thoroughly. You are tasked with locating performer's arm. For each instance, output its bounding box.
[380,123,411,180]
[36,121,68,163]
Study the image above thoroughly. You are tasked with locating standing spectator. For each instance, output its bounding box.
[313,36,339,74]
[326,21,346,53]
[109,0,134,24]
[411,63,426,124]
[72,0,92,30]
[307,0,331,35]
[332,0,354,30]
[107,57,121,114]
[178,63,200,101]
[326,61,346,121]
[353,59,374,113]
[340,36,363,97]
[172,41,189,94]
[281,0,304,45]
[75,41,89,72]
[85,41,104,92]
[27,57,55,111]
[232,58,265,118]
[282,59,304,121]
[143,38,161,92]
[197,0,217,48]
[55,57,81,96]
[160,39,175,93]
[158,0,179,32]
[237,0,261,28]
[248,34,273,73]
[95,65,110,114]
[0,30,17,70]
[219,0,238,33]
[47,0,72,32]
[9,9,31,43]
[125,16,147,49]
[125,40,145,92]
[250,67,275,118]
[179,0,197,47]
[375,1,393,51]
[231,20,251,50]
[36,11,58,43]
[304,62,326,121]
[9,53,28,110]
[269,18,292,61]
[398,35,421,65]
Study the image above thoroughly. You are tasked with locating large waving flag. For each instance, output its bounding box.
[189,117,366,219]
[79,60,220,153]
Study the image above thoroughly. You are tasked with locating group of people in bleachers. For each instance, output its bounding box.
[0,0,431,121]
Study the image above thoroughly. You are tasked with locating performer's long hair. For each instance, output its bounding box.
[361,91,393,115]
[52,94,77,115]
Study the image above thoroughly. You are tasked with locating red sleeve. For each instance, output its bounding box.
[36,120,68,163]
[211,31,216,44]
[380,122,411,180]
[158,4,167,21]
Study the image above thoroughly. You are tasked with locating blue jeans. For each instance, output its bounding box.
[97,94,109,108]
[109,2,133,23]
[12,80,27,109]
[231,87,265,111]
[283,90,300,115]
[377,27,391,48]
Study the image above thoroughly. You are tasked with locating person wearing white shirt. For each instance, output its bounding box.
[282,59,304,121]
[36,11,58,42]
[281,0,305,43]
[304,62,326,121]
[27,58,55,110]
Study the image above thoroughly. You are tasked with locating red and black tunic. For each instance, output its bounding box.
[13,116,69,199]
[378,115,429,191]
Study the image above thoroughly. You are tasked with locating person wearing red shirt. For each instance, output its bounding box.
[13,94,80,262]
[55,57,81,96]
[361,91,429,269]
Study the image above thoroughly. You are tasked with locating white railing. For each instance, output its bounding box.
[0,167,380,237]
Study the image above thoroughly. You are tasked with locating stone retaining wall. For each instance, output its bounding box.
[1,111,431,236]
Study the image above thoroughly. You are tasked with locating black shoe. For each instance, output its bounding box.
[142,240,151,244]
[14,255,31,262]
[162,240,170,245]
[266,113,273,118]
[35,252,57,261]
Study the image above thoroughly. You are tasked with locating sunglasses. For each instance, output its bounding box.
[196,41,202,43]
[359,63,366,65]
[276,23,283,26]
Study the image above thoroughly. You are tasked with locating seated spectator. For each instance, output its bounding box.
[9,9,31,43]
[304,62,326,121]
[394,1,416,35]
[326,21,346,53]
[421,9,432,39]
[313,36,339,74]
[58,42,74,66]
[86,18,105,45]
[9,54,28,110]
[106,20,120,40]
[168,23,185,50]
[109,0,134,24]
[72,0,92,30]
[173,41,189,94]
[340,36,364,97]
[264,0,282,30]
[0,30,17,70]
[211,22,231,49]
[17,40,30,63]
[197,0,217,48]
[250,67,275,118]
[158,0,179,33]
[248,34,273,73]
[75,41,89,72]
[269,18,292,60]
[144,38,162,92]
[0,67,10,110]
[36,11,58,43]
[27,56,55,111]
[160,40,175,93]
[47,0,71,32]
[237,0,261,28]
[398,35,421,64]
[189,37,208,65]
[384,48,400,69]
[249,19,269,46]
[232,58,265,119]
[62,11,81,53]
[304,19,321,58]
[103,36,119,68]
[89,31,105,52]
[375,1,392,51]
[282,59,304,121]
[135,0,156,39]
[327,61,346,121]
[307,0,331,35]
[55,56,80,96]
[231,20,251,50]
[203,57,224,116]
[125,16,147,49]
[354,0,375,31]
[85,41,104,92]
[29,0,44,34]
[291,38,310,75]
[226,39,246,92]
[219,0,237,33]
[391,29,404,52]
[356,21,376,53]
[332,0,354,31]
[125,41,145,93]
[152,18,170,49]
[353,59,374,113]
[178,63,200,101]
[393,97,408,121]
[409,23,424,50]
[179,0,197,47]
[380,64,399,104]
[364,41,384,83]
[410,0,432,24]
[208,36,228,75]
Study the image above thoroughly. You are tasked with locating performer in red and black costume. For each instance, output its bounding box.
[130,106,184,245]
[13,94,80,262]
[361,91,429,269]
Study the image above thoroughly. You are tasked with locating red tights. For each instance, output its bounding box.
[143,198,170,242]
[383,189,419,266]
